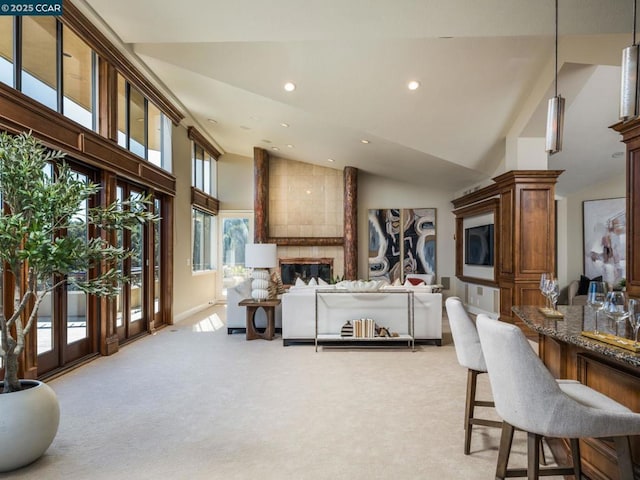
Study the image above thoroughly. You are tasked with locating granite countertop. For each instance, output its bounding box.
[512,305,640,369]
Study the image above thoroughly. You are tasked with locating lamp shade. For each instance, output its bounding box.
[545,95,565,154]
[620,44,639,120]
[245,243,277,269]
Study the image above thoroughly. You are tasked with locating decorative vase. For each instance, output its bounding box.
[0,380,60,472]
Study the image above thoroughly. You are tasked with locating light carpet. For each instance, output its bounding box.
[3,306,560,480]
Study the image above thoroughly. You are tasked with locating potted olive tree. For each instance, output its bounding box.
[0,131,157,471]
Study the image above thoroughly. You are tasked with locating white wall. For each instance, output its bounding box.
[357,172,458,297]
[218,153,254,210]
[557,172,625,289]
[172,125,217,322]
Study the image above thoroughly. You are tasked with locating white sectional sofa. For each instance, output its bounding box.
[226,279,282,334]
[282,284,442,346]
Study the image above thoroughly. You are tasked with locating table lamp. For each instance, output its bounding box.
[245,243,278,300]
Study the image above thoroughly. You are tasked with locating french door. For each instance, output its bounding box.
[37,164,96,374]
[217,211,253,301]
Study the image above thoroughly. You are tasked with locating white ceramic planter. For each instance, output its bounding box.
[0,380,60,472]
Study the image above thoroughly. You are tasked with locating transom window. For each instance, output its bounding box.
[192,143,217,196]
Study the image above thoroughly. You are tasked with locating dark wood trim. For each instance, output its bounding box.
[343,166,358,280]
[452,197,500,217]
[268,237,344,247]
[254,147,269,243]
[0,82,176,195]
[187,126,221,158]
[191,187,219,215]
[61,0,184,125]
[163,195,174,326]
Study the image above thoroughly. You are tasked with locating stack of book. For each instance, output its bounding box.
[352,318,376,338]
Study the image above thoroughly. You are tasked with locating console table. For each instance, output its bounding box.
[239,298,281,341]
[314,289,414,352]
[512,305,639,479]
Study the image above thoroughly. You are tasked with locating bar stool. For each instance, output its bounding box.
[445,297,502,454]
[476,314,640,479]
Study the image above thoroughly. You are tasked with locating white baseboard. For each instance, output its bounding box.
[173,301,217,323]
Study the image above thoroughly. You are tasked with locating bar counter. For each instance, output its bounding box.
[512,305,639,480]
[512,305,640,369]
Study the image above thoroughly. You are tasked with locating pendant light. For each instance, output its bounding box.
[545,0,565,154]
[620,0,639,120]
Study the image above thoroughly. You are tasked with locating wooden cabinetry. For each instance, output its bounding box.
[452,170,562,326]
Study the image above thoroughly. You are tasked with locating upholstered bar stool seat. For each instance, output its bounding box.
[476,314,640,480]
[445,297,502,455]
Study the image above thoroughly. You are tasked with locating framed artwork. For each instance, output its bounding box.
[368,208,436,283]
[583,197,626,285]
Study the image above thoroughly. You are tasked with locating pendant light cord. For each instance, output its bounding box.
[554,0,559,98]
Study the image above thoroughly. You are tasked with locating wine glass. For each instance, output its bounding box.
[540,273,553,311]
[627,299,640,346]
[586,281,607,334]
[548,279,560,312]
[602,291,629,335]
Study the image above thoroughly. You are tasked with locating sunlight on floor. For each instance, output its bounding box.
[191,313,225,332]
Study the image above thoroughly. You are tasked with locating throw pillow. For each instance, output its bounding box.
[308,277,318,286]
[407,277,425,286]
[577,274,603,296]
[392,278,402,286]
[294,277,306,287]
[318,277,329,286]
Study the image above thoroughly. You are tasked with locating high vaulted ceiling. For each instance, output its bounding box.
[74,0,633,196]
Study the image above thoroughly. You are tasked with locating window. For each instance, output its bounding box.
[117,73,172,170]
[192,208,215,272]
[0,17,13,87]
[62,25,96,130]
[192,144,216,196]
[21,16,57,110]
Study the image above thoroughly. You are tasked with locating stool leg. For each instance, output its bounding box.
[496,422,515,480]
[613,436,634,480]
[464,369,478,455]
[569,438,581,479]
[527,432,541,480]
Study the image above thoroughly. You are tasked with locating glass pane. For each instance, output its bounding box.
[194,145,203,190]
[161,114,172,172]
[222,218,250,295]
[36,280,54,355]
[192,209,202,270]
[67,171,88,344]
[117,74,127,148]
[203,155,211,195]
[0,17,13,87]
[129,87,145,158]
[154,199,161,314]
[147,102,161,166]
[22,16,57,110]
[210,155,217,197]
[116,186,124,328]
[130,191,144,323]
[62,25,93,129]
[203,213,213,270]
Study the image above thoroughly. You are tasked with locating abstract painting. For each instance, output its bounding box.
[368,208,436,283]
[583,197,626,286]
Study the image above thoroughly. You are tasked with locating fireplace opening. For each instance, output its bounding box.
[280,257,333,286]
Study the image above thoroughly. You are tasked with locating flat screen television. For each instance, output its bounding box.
[465,224,494,266]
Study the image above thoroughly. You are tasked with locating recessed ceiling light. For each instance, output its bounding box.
[287,144,294,148]
[262,139,272,144]
[280,123,289,128]
[360,139,370,144]
[407,80,420,90]
[284,82,296,92]
[327,158,335,163]
[272,147,280,151]
[207,118,217,124]
[306,190,312,195]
